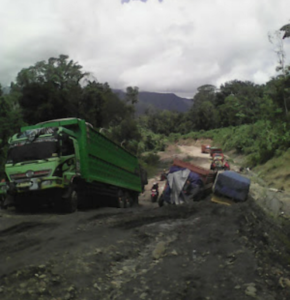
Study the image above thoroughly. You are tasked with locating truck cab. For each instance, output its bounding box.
[5,124,79,211]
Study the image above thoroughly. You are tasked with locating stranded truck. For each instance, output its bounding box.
[4,118,147,213]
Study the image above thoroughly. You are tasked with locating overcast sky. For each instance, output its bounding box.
[1,0,290,98]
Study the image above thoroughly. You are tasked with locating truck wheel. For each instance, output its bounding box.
[14,196,32,212]
[62,188,78,213]
[0,195,6,209]
[118,196,125,208]
[77,189,91,209]
[124,192,132,208]
[130,192,139,207]
[117,190,125,208]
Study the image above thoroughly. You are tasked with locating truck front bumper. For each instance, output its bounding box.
[8,177,65,194]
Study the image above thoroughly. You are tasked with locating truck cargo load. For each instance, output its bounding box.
[172,159,216,187]
[158,159,217,206]
[212,171,250,202]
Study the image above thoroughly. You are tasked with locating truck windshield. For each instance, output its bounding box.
[7,139,59,164]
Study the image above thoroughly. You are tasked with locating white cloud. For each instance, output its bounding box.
[1,0,290,97]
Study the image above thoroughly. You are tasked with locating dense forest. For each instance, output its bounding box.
[1,25,290,174]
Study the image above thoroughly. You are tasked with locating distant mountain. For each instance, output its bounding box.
[113,89,192,115]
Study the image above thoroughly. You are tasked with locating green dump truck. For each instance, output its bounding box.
[3,118,147,212]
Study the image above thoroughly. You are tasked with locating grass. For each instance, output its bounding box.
[254,149,290,191]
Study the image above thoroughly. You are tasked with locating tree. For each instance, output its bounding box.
[80,81,109,128]
[188,84,218,130]
[218,95,243,127]
[214,80,265,125]
[264,75,290,119]
[109,118,141,154]
[268,30,289,115]
[15,54,88,89]
[125,86,139,105]
[13,55,88,124]
[0,93,25,176]
[280,23,290,39]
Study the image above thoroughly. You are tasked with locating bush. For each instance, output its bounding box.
[168,133,182,143]
[142,152,160,165]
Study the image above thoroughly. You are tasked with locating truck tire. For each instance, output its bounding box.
[14,195,27,212]
[58,186,78,213]
[124,192,132,208]
[117,190,125,208]
[130,192,139,207]
[0,195,6,209]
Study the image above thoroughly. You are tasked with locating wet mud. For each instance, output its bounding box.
[1,195,290,300]
[1,145,290,299]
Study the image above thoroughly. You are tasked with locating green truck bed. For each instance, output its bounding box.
[78,121,142,192]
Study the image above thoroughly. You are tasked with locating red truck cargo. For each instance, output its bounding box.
[172,158,216,186]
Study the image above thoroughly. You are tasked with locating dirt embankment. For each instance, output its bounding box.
[0,142,290,300]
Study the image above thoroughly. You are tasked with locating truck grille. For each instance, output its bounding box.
[10,170,51,180]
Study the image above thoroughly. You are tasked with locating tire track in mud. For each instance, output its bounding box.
[110,205,199,229]
[0,221,58,237]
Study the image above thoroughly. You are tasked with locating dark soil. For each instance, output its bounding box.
[1,194,290,300]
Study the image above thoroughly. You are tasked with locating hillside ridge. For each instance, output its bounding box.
[113,89,192,115]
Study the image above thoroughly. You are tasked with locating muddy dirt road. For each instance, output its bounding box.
[1,146,290,300]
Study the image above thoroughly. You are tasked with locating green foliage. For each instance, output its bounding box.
[194,120,290,167]
[81,81,107,127]
[187,84,218,130]
[0,94,26,177]
[168,133,182,143]
[141,152,160,165]
[108,119,141,155]
[13,55,135,129]
[280,23,290,39]
[125,86,139,105]
[138,127,167,153]
[138,152,161,179]
[15,54,88,89]
[139,110,191,135]
[14,55,87,123]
